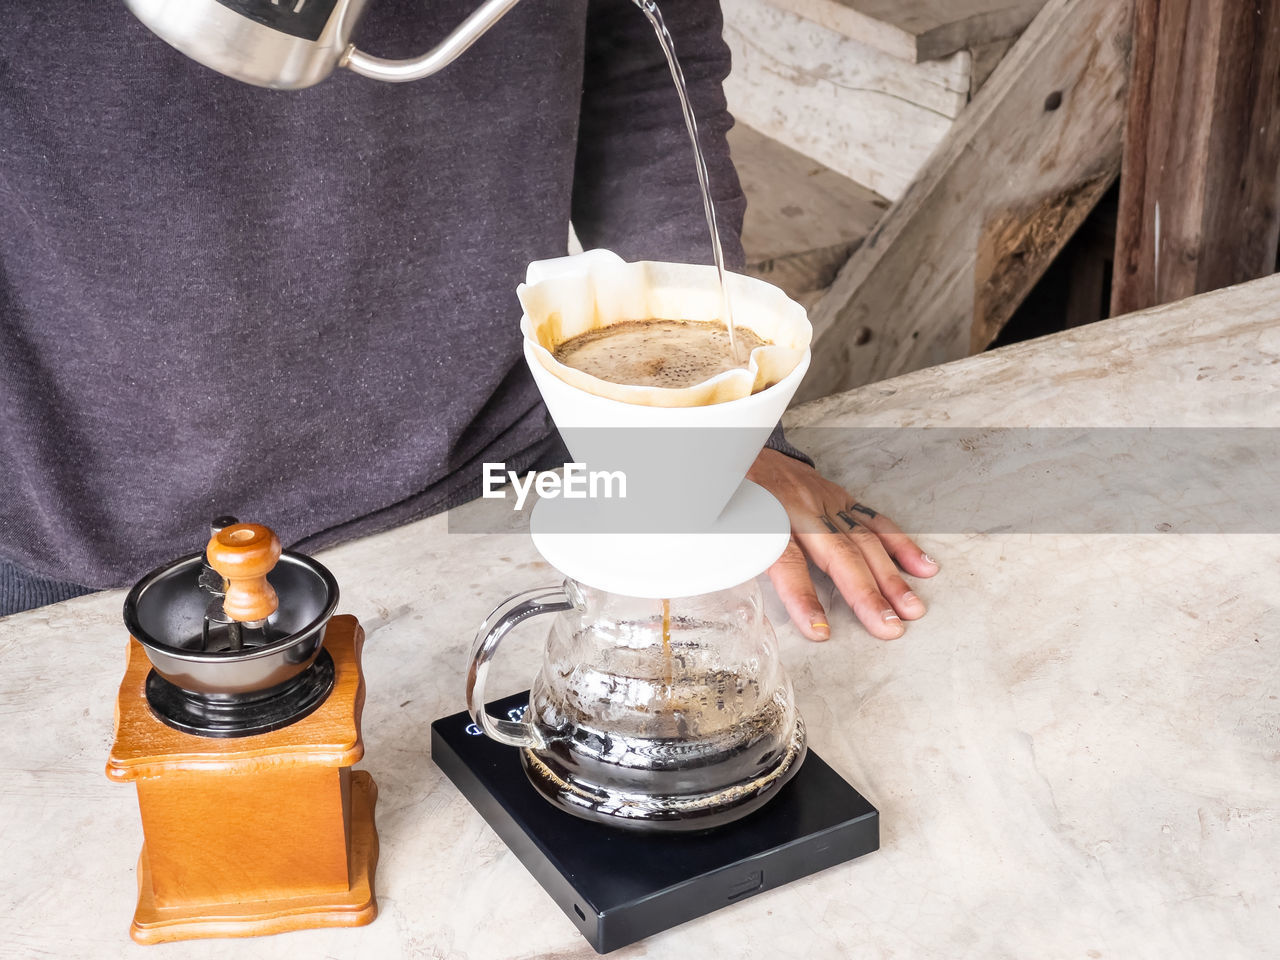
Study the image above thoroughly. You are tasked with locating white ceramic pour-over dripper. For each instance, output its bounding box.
[519,250,812,598]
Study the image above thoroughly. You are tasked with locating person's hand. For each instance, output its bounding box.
[746,448,938,641]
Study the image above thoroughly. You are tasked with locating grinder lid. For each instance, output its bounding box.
[123,518,338,662]
[123,550,339,661]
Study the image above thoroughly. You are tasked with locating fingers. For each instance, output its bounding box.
[835,504,939,579]
[830,514,926,621]
[767,538,830,641]
[793,518,904,641]
[746,449,940,640]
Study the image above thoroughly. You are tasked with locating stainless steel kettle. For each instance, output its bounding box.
[124,0,523,90]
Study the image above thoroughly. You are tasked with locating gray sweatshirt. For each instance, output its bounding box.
[0,0,768,592]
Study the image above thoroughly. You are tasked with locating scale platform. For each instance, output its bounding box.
[431,692,880,954]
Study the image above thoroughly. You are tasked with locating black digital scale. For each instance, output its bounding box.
[432,692,880,954]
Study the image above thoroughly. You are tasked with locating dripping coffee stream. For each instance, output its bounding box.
[632,0,740,361]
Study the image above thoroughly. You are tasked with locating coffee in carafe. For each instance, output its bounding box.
[467,579,806,832]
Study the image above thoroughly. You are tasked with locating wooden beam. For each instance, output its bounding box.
[722,0,969,201]
[729,124,889,303]
[768,0,1046,63]
[796,0,1133,404]
[1110,0,1280,316]
[970,166,1116,352]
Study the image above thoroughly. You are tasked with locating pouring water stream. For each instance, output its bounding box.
[632,0,739,360]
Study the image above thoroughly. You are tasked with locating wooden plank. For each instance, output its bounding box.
[729,123,889,301]
[970,167,1116,351]
[795,0,1133,403]
[1110,0,1280,316]
[787,271,1280,429]
[767,0,1046,63]
[722,0,968,200]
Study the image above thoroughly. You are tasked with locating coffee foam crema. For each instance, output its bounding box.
[553,319,768,390]
[519,255,812,408]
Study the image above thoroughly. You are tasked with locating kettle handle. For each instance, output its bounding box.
[341,0,523,84]
[466,584,574,749]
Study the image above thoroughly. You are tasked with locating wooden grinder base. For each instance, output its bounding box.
[107,615,379,945]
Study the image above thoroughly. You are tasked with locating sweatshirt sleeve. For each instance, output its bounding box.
[571,0,746,269]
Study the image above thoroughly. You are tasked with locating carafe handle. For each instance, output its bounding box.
[466,585,574,749]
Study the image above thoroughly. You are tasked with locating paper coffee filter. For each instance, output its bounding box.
[518,254,812,407]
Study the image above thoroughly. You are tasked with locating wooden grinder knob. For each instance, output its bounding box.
[206,523,282,623]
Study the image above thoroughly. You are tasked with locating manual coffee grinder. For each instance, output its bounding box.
[106,519,378,944]
[432,252,879,953]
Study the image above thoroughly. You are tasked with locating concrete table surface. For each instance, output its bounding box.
[2,276,1278,959]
